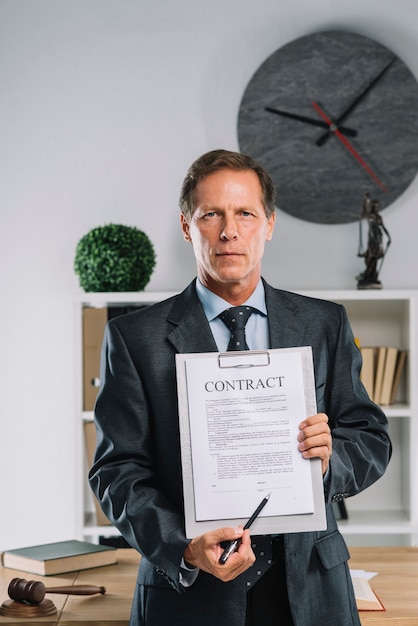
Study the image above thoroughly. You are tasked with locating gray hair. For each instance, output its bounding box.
[179,149,276,220]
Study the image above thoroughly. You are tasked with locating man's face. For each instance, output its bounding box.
[180,168,275,299]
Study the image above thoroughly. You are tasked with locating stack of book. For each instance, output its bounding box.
[359,346,407,406]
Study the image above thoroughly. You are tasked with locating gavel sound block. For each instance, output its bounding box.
[0,577,106,618]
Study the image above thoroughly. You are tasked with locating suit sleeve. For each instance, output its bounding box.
[319,304,392,503]
[88,320,189,592]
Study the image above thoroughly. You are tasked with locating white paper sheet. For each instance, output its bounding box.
[185,350,314,521]
[176,347,326,537]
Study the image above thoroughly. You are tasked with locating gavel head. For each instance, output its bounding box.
[8,578,46,604]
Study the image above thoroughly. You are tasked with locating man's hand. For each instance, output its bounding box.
[298,413,332,475]
[183,526,255,582]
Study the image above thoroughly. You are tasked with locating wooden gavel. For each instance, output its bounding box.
[8,577,106,605]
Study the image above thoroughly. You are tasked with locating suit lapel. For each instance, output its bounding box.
[264,281,308,349]
[165,281,218,354]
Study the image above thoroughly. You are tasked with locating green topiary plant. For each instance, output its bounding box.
[74,223,156,292]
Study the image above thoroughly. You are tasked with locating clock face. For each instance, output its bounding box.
[237,30,418,224]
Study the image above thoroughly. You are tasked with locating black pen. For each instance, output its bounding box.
[218,492,272,564]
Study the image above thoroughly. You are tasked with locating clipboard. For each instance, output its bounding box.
[176,346,326,538]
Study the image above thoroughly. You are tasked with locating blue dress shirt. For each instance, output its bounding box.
[195,279,270,351]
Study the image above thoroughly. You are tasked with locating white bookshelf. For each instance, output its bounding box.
[75,289,418,547]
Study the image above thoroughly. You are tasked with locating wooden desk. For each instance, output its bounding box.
[0,547,417,624]
[349,547,418,625]
[0,549,140,625]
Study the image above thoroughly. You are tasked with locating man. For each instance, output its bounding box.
[89,149,391,626]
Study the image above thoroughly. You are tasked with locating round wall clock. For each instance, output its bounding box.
[237,30,418,224]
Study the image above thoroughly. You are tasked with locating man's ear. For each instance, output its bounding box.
[266,211,276,241]
[180,213,192,242]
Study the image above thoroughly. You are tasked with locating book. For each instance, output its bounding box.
[2,540,117,576]
[351,573,385,611]
[373,347,387,404]
[379,347,399,405]
[390,350,407,405]
[360,347,376,399]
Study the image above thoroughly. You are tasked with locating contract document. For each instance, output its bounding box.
[176,347,326,538]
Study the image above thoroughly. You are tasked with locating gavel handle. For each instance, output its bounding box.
[45,584,106,596]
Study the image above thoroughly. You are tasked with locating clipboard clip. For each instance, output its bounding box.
[218,350,270,369]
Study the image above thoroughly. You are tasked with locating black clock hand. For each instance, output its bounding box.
[316,57,395,147]
[265,107,357,137]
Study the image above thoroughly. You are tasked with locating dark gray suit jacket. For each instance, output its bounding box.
[89,280,391,626]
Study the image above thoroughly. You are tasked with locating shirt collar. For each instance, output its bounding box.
[195,278,267,322]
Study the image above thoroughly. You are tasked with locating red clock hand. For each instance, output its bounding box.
[311,101,388,193]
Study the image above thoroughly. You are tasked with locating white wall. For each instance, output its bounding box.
[1,0,417,549]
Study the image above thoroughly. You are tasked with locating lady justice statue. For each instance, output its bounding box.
[356,192,391,289]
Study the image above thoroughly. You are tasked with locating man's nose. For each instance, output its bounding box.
[220,218,238,240]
